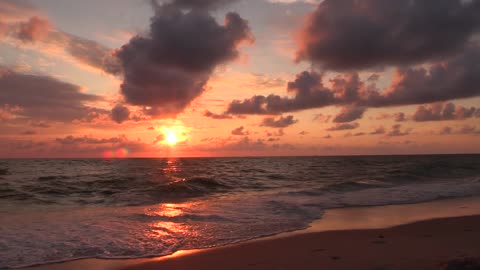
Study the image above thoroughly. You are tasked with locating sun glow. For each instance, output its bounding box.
[165,130,179,145]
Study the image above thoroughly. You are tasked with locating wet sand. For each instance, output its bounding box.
[21,197,480,270]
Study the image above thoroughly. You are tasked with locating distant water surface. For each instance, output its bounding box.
[1,155,480,268]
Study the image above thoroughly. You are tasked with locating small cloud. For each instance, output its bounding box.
[204,110,232,119]
[261,115,298,128]
[387,124,411,137]
[20,130,36,135]
[231,126,249,136]
[327,122,359,131]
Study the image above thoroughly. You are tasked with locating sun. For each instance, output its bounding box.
[165,130,179,146]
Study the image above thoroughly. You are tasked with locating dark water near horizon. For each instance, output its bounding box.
[1,155,480,268]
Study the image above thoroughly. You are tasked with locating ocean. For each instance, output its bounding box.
[1,155,480,268]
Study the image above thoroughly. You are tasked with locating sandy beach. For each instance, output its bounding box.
[21,197,480,270]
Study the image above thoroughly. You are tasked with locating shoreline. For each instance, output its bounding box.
[19,196,480,270]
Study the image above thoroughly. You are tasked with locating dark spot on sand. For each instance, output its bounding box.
[331,256,341,260]
[444,257,480,270]
[312,248,325,252]
[463,229,473,232]
[378,234,385,239]
[422,234,433,238]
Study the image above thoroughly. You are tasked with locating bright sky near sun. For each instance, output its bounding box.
[0,0,479,158]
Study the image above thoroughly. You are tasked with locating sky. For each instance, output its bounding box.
[0,0,479,158]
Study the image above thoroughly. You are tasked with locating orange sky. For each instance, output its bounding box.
[0,0,479,158]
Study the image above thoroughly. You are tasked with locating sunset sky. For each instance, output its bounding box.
[1,0,479,158]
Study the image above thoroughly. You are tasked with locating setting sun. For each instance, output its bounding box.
[165,130,179,146]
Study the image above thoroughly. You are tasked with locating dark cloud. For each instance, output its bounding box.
[15,16,50,42]
[204,110,232,119]
[228,46,480,114]
[111,104,130,124]
[333,106,366,123]
[265,129,284,137]
[327,122,359,131]
[394,112,406,122]
[370,126,386,135]
[439,125,480,135]
[296,0,480,70]
[153,134,165,144]
[20,130,36,135]
[313,113,332,123]
[387,124,411,137]
[55,135,127,145]
[30,122,51,128]
[166,0,237,10]
[115,2,253,117]
[459,125,480,135]
[261,115,297,128]
[0,68,102,122]
[345,132,366,137]
[439,126,453,135]
[231,126,248,136]
[413,102,480,122]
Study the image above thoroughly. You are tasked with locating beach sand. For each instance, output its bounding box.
[21,197,480,270]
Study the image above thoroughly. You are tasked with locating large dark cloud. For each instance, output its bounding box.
[227,45,480,115]
[261,115,297,128]
[0,68,103,122]
[296,0,480,70]
[114,1,253,117]
[412,102,480,122]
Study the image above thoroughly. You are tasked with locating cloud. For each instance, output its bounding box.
[387,124,411,137]
[204,110,233,119]
[231,126,248,135]
[296,0,480,70]
[413,102,480,122]
[326,122,359,131]
[166,0,238,10]
[459,125,480,135]
[20,130,36,135]
[30,121,51,128]
[227,46,480,114]
[370,126,386,135]
[394,112,406,122]
[0,68,102,122]
[345,132,366,137]
[111,104,130,124]
[333,106,366,123]
[15,16,51,42]
[0,0,37,23]
[439,125,480,135]
[439,126,453,135]
[0,4,120,74]
[55,135,128,145]
[265,129,285,137]
[261,115,297,128]
[114,2,253,118]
